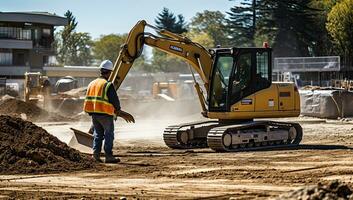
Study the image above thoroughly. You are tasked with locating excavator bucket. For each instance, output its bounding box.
[68,128,93,154]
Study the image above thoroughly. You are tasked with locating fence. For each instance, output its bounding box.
[274,56,340,72]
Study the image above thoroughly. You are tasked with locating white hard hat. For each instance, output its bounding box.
[99,60,113,71]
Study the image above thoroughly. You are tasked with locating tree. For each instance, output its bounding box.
[152,7,188,72]
[304,0,341,56]
[155,7,187,34]
[186,30,214,49]
[226,0,258,47]
[256,0,319,57]
[326,0,353,67]
[189,10,228,47]
[68,32,93,66]
[174,15,188,34]
[56,10,77,65]
[93,34,127,62]
[56,10,93,65]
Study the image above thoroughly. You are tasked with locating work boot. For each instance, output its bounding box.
[105,154,120,163]
[92,153,103,163]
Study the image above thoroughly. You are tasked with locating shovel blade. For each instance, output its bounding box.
[69,128,93,154]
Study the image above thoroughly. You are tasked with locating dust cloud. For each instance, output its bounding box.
[42,71,206,147]
[115,98,204,146]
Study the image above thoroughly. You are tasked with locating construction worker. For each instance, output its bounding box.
[84,60,134,163]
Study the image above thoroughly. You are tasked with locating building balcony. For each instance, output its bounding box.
[0,65,32,76]
[0,39,32,49]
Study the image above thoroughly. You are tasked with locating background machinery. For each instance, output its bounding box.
[105,20,303,152]
[152,81,178,101]
[24,72,51,105]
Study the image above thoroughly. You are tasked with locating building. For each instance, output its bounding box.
[44,66,99,87]
[0,12,67,80]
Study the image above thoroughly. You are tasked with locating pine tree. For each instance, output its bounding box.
[154,7,187,34]
[152,8,188,72]
[226,0,258,47]
[256,0,318,57]
[55,10,93,66]
[174,14,187,34]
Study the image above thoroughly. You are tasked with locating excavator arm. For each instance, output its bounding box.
[109,20,215,114]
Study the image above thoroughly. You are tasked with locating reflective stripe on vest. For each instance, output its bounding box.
[83,78,115,116]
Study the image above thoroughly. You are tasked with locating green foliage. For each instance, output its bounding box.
[311,0,340,10]
[307,0,337,56]
[189,10,227,47]
[56,10,93,66]
[256,0,319,57]
[68,32,93,66]
[326,0,353,66]
[226,0,258,47]
[93,34,127,63]
[155,7,187,34]
[186,30,214,49]
[152,7,189,72]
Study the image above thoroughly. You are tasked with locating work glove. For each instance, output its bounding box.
[117,110,135,123]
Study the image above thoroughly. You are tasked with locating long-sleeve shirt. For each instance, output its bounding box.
[106,83,121,112]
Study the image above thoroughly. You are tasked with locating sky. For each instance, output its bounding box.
[1,0,236,39]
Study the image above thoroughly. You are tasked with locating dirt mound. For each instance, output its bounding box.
[276,181,353,200]
[60,87,87,98]
[0,98,73,122]
[0,115,94,174]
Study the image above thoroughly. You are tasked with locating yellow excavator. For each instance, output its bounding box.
[72,20,302,152]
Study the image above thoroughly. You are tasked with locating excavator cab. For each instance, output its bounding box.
[209,47,272,112]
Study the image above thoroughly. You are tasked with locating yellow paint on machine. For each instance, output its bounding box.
[207,83,300,120]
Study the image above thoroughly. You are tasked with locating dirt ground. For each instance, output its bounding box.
[1,117,353,199]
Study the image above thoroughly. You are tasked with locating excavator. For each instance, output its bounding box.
[71,20,302,152]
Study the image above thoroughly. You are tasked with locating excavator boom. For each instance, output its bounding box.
[108,20,214,113]
[71,20,303,153]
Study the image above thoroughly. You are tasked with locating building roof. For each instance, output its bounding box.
[0,12,68,26]
[44,66,99,78]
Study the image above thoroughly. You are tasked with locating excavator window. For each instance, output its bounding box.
[209,48,272,112]
[232,52,252,96]
[255,51,271,90]
[210,55,233,110]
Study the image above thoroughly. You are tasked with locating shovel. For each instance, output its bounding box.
[68,110,135,153]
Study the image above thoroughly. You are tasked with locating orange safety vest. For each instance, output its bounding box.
[83,78,115,116]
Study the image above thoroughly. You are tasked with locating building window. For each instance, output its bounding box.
[42,28,51,37]
[22,29,31,40]
[43,55,48,66]
[0,53,13,65]
[14,53,25,65]
[0,27,32,40]
[43,55,57,66]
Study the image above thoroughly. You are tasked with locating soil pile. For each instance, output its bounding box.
[276,181,353,200]
[60,87,87,98]
[0,115,94,174]
[0,98,73,122]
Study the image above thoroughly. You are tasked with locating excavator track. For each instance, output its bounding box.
[163,120,219,149]
[207,121,303,152]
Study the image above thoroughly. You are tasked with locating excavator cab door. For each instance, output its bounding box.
[209,48,272,112]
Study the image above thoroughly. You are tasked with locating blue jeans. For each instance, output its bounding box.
[91,114,115,155]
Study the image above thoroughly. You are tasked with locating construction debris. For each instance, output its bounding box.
[275,181,353,200]
[0,115,94,174]
[300,89,353,119]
